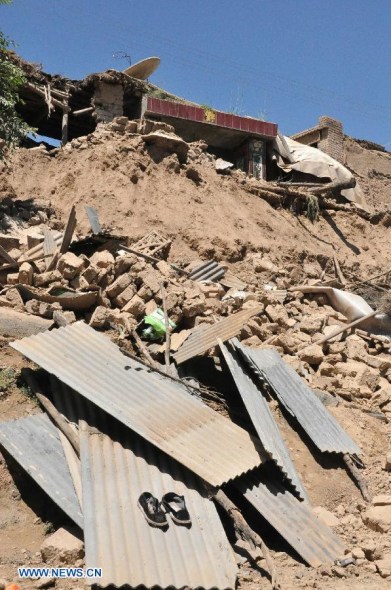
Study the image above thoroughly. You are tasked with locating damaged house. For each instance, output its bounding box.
[14,54,278,180]
[13,53,366,209]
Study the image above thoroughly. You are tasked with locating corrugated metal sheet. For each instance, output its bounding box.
[19,233,63,263]
[44,374,237,589]
[220,272,246,291]
[43,226,55,257]
[12,322,267,486]
[189,260,226,282]
[0,413,83,528]
[219,340,308,502]
[237,345,361,455]
[85,206,102,235]
[173,306,263,365]
[81,425,237,589]
[235,471,345,567]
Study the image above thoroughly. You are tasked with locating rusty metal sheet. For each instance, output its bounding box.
[189,260,226,282]
[219,339,308,501]
[81,424,237,589]
[235,471,345,567]
[0,413,83,528]
[173,306,263,365]
[11,322,267,487]
[237,345,361,456]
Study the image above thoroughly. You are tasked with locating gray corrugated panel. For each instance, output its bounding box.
[235,471,345,567]
[220,272,246,290]
[43,226,55,257]
[219,339,308,502]
[189,260,226,282]
[173,306,264,365]
[81,425,237,589]
[11,322,267,487]
[236,345,361,456]
[0,413,83,528]
[43,375,237,589]
[85,206,102,234]
[20,233,63,263]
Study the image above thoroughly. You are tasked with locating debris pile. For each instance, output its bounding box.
[1,192,391,589]
[0,113,391,589]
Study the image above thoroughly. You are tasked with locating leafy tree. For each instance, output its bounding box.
[0,30,30,156]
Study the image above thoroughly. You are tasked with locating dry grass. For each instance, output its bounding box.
[378,292,391,315]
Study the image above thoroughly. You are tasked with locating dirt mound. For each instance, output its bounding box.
[1,127,391,283]
[344,136,391,212]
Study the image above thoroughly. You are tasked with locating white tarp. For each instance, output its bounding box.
[292,286,391,336]
[274,136,368,210]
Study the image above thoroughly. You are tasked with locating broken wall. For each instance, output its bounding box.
[93,81,124,123]
[291,116,344,163]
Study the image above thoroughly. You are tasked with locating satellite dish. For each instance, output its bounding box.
[123,57,161,80]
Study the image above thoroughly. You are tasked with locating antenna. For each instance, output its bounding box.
[112,51,132,66]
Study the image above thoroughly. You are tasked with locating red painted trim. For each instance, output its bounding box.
[146,96,277,138]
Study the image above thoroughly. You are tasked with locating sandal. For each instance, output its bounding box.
[161,492,191,526]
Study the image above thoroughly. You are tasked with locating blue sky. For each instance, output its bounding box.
[2,0,390,146]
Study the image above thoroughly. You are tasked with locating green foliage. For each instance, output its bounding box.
[0,30,30,157]
[306,194,319,222]
[0,367,16,392]
[44,521,55,535]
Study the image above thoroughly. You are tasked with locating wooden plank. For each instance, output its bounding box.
[60,206,77,254]
[0,243,16,264]
[43,227,55,257]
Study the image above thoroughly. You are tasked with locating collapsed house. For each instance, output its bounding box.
[14,54,277,180]
[12,53,368,211]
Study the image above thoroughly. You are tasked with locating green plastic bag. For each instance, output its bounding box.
[141,308,176,341]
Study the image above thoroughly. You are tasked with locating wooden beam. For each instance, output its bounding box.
[0,244,16,264]
[22,368,80,456]
[302,310,378,349]
[160,282,172,375]
[72,106,94,117]
[26,82,70,112]
[119,244,190,277]
[214,489,279,589]
[60,205,77,254]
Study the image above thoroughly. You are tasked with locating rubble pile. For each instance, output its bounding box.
[0,120,391,590]
[0,192,390,590]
